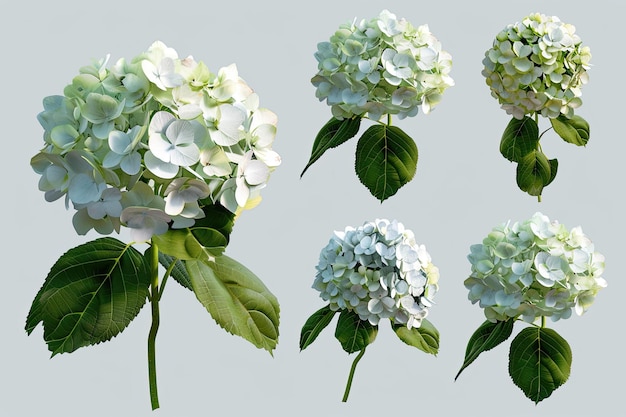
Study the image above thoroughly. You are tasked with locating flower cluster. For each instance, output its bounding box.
[482,13,591,120]
[313,219,439,328]
[465,212,607,323]
[311,9,454,121]
[31,41,281,242]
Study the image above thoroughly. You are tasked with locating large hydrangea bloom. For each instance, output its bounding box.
[482,13,591,119]
[311,9,454,121]
[465,212,606,323]
[31,41,281,241]
[313,219,439,329]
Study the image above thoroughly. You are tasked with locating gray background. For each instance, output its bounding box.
[2,1,622,416]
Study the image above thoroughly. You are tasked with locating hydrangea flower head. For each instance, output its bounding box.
[465,212,606,323]
[31,41,281,241]
[313,219,439,329]
[311,9,454,120]
[482,13,591,119]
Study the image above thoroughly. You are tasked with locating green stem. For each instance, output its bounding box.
[148,243,160,410]
[541,316,546,328]
[387,113,392,126]
[342,348,366,402]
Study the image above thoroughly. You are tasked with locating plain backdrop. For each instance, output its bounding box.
[3,1,622,416]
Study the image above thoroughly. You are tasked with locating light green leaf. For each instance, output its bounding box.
[301,116,361,177]
[516,150,552,196]
[550,115,590,146]
[392,318,439,355]
[455,319,515,380]
[187,255,280,353]
[355,124,418,202]
[334,310,378,354]
[153,229,209,260]
[509,327,572,404]
[500,116,539,162]
[152,204,235,260]
[25,237,151,356]
[153,227,227,260]
[300,305,337,351]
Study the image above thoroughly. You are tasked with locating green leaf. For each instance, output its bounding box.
[545,158,559,187]
[516,149,552,196]
[455,319,515,380]
[301,116,362,177]
[153,229,208,260]
[500,116,539,162]
[153,227,227,260]
[392,318,439,355]
[300,305,337,351]
[158,253,192,290]
[186,255,280,353]
[25,237,151,356]
[509,327,572,404]
[355,124,418,202]
[194,203,236,246]
[550,115,590,146]
[152,204,235,260]
[334,310,378,354]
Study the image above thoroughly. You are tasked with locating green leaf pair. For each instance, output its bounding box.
[301,117,418,202]
[300,305,439,355]
[500,114,589,199]
[26,201,280,358]
[456,319,572,404]
[300,305,438,401]
[25,237,281,356]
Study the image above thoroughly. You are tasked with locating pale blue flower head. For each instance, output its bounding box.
[313,219,438,329]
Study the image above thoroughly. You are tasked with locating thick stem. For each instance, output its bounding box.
[342,348,366,402]
[148,243,160,410]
